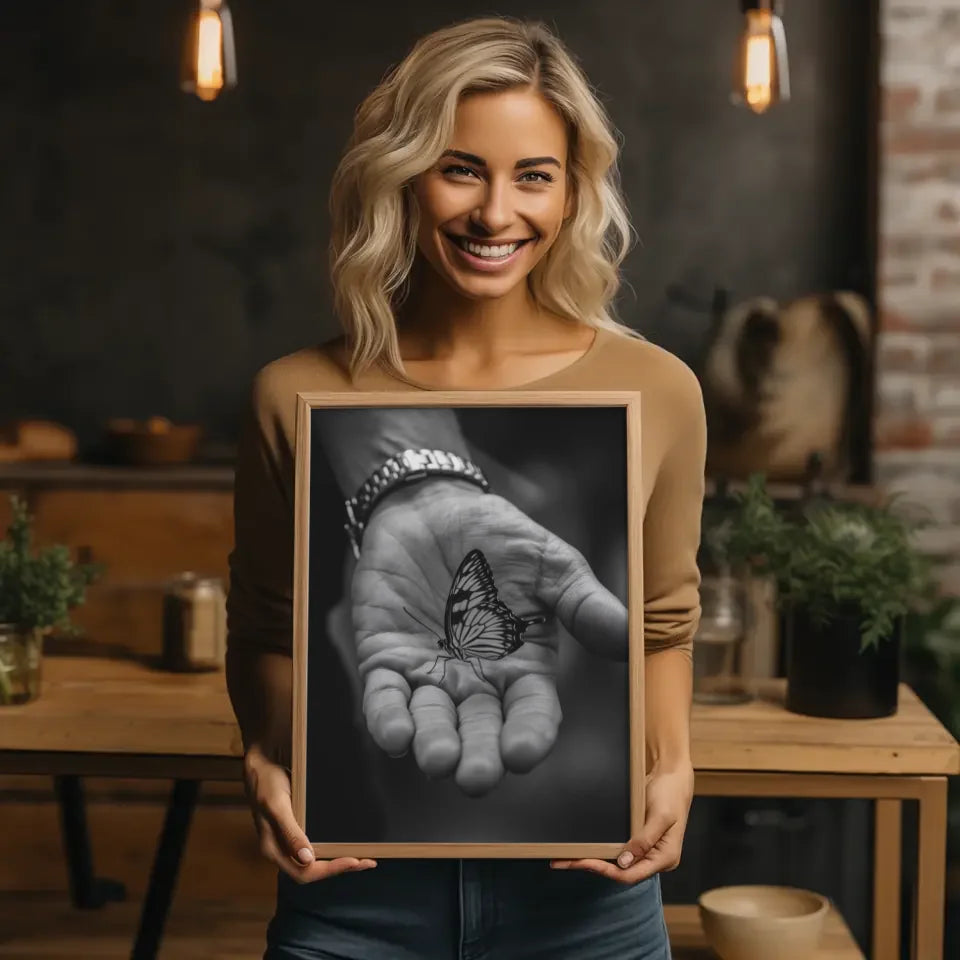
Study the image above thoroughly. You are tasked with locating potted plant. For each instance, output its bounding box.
[0,495,102,705]
[706,473,933,718]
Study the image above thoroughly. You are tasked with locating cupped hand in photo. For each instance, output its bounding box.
[346,478,628,797]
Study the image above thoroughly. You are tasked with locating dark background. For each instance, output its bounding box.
[305,405,632,843]
[1,0,873,457]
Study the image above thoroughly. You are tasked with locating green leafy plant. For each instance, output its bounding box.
[706,473,934,651]
[0,495,103,634]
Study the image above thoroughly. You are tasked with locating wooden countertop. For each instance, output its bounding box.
[0,462,235,489]
[0,655,242,778]
[1,657,957,781]
[692,678,960,775]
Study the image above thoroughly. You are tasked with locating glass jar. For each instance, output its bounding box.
[0,623,43,706]
[693,572,753,705]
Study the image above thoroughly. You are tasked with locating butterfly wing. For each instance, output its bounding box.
[443,548,498,643]
[444,549,534,662]
[457,600,529,660]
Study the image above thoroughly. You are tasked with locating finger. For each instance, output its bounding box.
[582,834,682,884]
[549,857,613,878]
[254,781,377,880]
[550,856,645,883]
[548,857,634,883]
[617,808,676,868]
[536,535,628,659]
[248,756,316,867]
[501,673,562,773]
[410,684,461,777]
[619,837,682,884]
[258,822,376,883]
[551,826,682,884]
[362,667,414,757]
[455,692,504,796]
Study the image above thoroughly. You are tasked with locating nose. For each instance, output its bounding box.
[469,178,515,237]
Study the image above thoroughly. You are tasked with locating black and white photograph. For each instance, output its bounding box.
[292,392,645,856]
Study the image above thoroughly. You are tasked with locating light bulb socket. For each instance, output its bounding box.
[740,0,784,13]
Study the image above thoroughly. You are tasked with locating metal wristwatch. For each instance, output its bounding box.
[343,448,490,558]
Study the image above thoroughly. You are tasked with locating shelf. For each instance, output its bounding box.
[664,903,865,959]
[0,461,235,490]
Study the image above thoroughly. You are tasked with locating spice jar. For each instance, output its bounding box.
[161,572,226,672]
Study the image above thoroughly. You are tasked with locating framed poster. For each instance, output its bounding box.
[292,390,644,859]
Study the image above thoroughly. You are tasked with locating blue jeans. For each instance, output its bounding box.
[264,859,671,959]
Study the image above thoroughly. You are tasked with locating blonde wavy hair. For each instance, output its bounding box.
[329,15,642,379]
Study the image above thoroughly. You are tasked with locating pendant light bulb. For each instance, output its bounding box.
[733,0,790,114]
[181,0,237,102]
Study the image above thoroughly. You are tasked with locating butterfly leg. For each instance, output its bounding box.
[424,654,453,685]
[468,658,490,686]
[438,655,451,686]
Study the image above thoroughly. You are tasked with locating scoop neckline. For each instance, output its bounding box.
[381,325,610,392]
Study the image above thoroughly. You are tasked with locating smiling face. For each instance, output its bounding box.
[410,86,574,302]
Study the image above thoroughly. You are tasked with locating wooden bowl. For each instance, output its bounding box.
[698,885,829,960]
[106,417,202,465]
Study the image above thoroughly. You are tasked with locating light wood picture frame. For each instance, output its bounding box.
[292,390,644,859]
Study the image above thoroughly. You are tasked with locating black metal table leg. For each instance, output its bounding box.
[54,774,127,908]
[130,778,201,960]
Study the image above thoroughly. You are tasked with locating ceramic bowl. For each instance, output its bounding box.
[698,884,829,960]
[107,417,202,465]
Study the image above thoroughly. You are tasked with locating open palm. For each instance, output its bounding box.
[348,479,627,797]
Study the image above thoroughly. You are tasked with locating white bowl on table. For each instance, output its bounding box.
[697,884,830,960]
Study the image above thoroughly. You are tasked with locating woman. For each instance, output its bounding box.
[226,15,705,960]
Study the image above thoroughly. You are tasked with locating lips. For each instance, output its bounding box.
[443,231,535,272]
[446,233,536,245]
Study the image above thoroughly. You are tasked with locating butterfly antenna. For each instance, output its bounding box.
[403,605,443,643]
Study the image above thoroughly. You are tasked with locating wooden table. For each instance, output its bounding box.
[691,680,960,960]
[0,657,957,959]
[0,655,243,960]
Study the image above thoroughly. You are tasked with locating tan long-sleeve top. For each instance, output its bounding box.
[227,325,706,666]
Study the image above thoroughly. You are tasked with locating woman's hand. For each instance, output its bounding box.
[550,759,695,883]
[242,743,377,883]
[343,478,628,797]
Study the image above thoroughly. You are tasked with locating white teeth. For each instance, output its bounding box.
[455,237,523,258]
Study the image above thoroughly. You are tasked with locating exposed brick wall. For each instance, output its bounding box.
[876,0,960,589]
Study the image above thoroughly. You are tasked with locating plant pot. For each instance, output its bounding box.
[784,604,901,719]
[0,624,44,706]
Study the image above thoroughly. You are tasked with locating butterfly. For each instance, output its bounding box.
[403,548,546,685]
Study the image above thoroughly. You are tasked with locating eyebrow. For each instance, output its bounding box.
[440,149,562,170]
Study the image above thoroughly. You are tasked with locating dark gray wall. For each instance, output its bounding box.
[1,0,872,454]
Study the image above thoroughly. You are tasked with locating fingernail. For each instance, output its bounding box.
[618,851,634,868]
[296,847,315,864]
